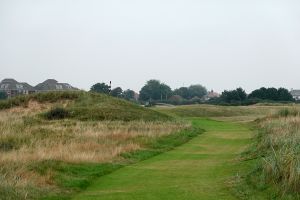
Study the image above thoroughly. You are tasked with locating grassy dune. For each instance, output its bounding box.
[0,92,193,200]
[0,91,171,121]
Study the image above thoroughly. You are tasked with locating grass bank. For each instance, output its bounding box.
[0,91,171,121]
[0,92,198,200]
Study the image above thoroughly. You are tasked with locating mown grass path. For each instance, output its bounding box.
[73,118,253,200]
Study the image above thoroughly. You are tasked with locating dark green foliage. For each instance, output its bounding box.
[210,87,294,106]
[0,91,7,100]
[173,87,189,99]
[220,87,247,103]
[248,87,294,101]
[123,89,135,100]
[187,84,207,99]
[278,88,294,101]
[110,87,123,97]
[139,80,172,101]
[90,83,111,94]
[44,107,70,120]
[173,85,207,100]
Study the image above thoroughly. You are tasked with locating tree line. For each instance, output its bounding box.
[214,87,294,105]
[89,80,295,105]
[0,80,295,105]
[90,80,208,104]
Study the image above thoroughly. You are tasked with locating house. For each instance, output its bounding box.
[0,78,78,98]
[290,89,300,100]
[0,79,35,98]
[203,90,220,101]
[35,79,78,92]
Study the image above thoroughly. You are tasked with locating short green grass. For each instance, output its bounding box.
[71,118,261,200]
[34,126,202,200]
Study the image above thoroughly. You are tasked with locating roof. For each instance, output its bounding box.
[35,79,77,91]
[0,79,35,91]
[21,82,35,91]
[290,90,300,96]
[206,90,220,98]
[1,78,19,84]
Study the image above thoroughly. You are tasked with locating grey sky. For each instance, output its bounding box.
[1,0,300,93]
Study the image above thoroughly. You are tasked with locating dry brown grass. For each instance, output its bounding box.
[0,119,187,163]
[0,103,188,198]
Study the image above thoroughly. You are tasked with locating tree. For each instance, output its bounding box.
[188,84,207,99]
[236,87,247,101]
[111,87,123,97]
[278,88,294,101]
[160,83,172,100]
[220,87,247,103]
[139,80,172,101]
[0,91,7,100]
[173,87,189,99]
[90,83,111,94]
[248,87,293,101]
[123,89,136,100]
[248,87,267,100]
[266,87,278,101]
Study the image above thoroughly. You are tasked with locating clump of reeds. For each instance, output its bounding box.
[255,110,300,194]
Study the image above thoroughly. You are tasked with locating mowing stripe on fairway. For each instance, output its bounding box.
[72,118,253,200]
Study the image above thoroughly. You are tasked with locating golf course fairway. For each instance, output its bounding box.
[72,118,254,200]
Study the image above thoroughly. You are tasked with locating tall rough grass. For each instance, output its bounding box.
[254,109,300,195]
[154,104,291,118]
[0,101,189,199]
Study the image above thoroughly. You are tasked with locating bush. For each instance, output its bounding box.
[44,107,70,120]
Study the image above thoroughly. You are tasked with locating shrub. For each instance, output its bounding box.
[44,107,70,120]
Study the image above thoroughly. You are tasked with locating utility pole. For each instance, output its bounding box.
[109,81,112,94]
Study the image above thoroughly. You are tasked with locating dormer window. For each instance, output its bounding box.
[16,84,24,89]
[0,84,9,89]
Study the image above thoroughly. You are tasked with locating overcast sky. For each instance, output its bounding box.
[1,0,300,93]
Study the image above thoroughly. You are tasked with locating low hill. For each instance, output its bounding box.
[0,91,171,121]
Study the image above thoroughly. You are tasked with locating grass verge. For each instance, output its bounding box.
[232,109,300,200]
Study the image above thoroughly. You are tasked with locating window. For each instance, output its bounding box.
[56,85,63,90]
[0,84,9,89]
[65,84,72,89]
[16,84,24,89]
